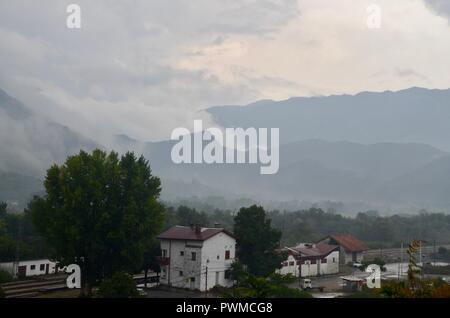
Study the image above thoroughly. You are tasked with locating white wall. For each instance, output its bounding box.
[0,259,57,277]
[277,255,299,276]
[277,251,340,278]
[200,232,235,291]
[159,232,236,291]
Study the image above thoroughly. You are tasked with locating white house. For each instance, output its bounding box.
[0,259,57,278]
[277,243,340,277]
[157,225,236,292]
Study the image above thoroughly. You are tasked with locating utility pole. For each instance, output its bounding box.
[419,240,422,266]
[205,266,208,298]
[400,242,403,278]
[433,240,436,265]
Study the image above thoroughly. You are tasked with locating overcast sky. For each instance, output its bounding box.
[1,0,450,143]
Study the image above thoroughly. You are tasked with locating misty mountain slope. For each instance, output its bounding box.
[0,172,43,209]
[373,155,450,207]
[206,87,450,150]
[280,140,446,182]
[0,88,99,177]
[134,136,448,205]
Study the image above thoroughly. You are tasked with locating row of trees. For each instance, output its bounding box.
[161,205,450,248]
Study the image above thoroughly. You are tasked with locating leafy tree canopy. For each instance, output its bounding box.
[234,205,283,276]
[30,149,165,296]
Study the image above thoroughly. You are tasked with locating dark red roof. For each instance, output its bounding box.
[157,226,235,241]
[327,235,368,252]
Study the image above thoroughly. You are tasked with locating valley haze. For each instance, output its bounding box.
[1,87,450,215]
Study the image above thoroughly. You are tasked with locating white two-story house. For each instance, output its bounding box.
[157,225,236,291]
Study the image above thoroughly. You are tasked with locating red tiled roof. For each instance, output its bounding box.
[285,243,339,258]
[328,235,368,252]
[157,225,235,241]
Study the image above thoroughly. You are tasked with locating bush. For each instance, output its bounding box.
[0,286,5,298]
[0,270,13,284]
[97,272,139,298]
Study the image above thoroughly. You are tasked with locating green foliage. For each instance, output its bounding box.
[343,286,379,298]
[0,203,51,262]
[234,205,283,276]
[224,263,311,298]
[29,149,165,296]
[142,240,161,274]
[0,201,6,218]
[268,273,298,285]
[97,272,139,298]
[165,205,209,229]
[407,240,422,289]
[0,286,5,298]
[0,269,13,284]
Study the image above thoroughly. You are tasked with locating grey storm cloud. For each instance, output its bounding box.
[423,0,450,21]
[0,0,300,143]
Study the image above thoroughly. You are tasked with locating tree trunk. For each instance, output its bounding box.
[144,269,148,288]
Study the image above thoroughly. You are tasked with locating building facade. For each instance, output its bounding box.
[317,235,369,264]
[0,259,57,278]
[277,243,340,277]
[157,225,236,291]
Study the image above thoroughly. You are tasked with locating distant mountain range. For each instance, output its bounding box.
[207,87,450,151]
[1,87,450,213]
[0,88,98,208]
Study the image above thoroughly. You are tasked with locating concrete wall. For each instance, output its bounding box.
[159,233,236,291]
[160,239,203,290]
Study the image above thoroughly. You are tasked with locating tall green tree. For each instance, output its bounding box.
[30,149,165,297]
[0,201,6,218]
[233,205,284,276]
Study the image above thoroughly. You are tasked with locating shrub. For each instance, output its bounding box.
[0,270,13,284]
[97,272,139,298]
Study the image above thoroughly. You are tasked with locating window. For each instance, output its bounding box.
[282,262,288,266]
[225,250,230,260]
[191,252,197,261]
[311,260,316,264]
[161,268,167,278]
[179,271,183,276]
[40,264,45,271]
[190,277,196,282]
[322,258,327,264]
[289,261,295,266]
[333,257,336,263]
[162,249,167,257]
[217,255,220,260]
[30,265,36,270]
[180,251,184,256]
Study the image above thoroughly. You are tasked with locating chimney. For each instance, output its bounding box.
[195,224,201,234]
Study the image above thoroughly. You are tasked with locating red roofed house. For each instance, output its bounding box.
[157,225,236,291]
[277,243,340,277]
[317,235,369,265]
